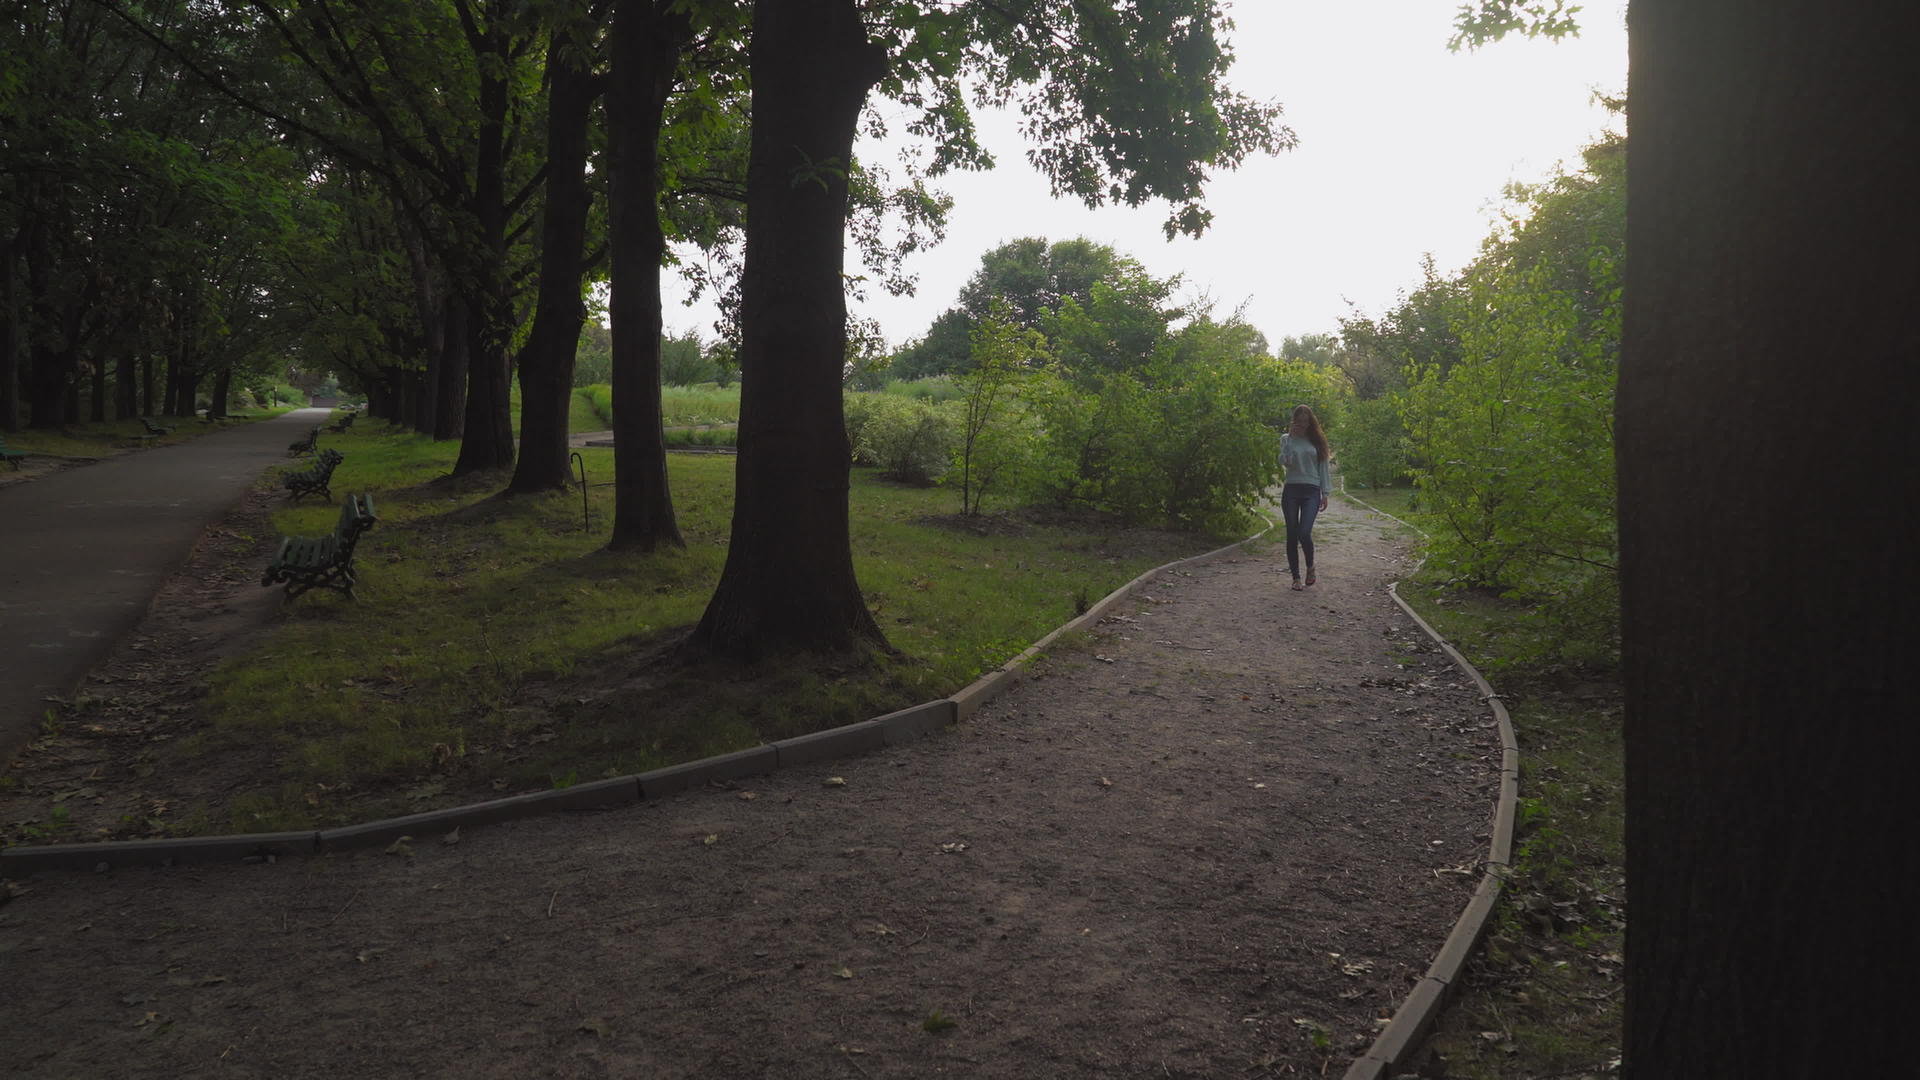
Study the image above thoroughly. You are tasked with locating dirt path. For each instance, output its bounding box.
[0,500,1499,1078]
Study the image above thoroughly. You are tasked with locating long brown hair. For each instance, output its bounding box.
[1290,404,1330,464]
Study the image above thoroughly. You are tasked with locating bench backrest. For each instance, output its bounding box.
[333,493,377,547]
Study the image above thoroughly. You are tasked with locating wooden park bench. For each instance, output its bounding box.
[140,416,173,436]
[0,432,26,470]
[261,493,377,600]
[287,427,320,456]
[328,411,357,434]
[283,448,344,502]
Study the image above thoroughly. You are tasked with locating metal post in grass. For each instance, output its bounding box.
[571,452,589,531]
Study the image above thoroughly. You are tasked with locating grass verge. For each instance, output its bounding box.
[157,422,1223,833]
[1380,532,1624,1077]
[1,408,289,458]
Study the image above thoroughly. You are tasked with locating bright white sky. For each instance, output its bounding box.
[665,0,1627,351]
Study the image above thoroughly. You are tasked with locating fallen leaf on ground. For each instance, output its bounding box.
[578,1018,612,1038]
[701,834,718,846]
[440,827,460,846]
[737,791,758,801]
[833,966,854,979]
[939,842,969,854]
[383,837,413,857]
[823,777,847,787]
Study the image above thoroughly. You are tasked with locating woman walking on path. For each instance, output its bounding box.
[1280,404,1332,591]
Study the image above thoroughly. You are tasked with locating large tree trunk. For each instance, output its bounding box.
[603,0,690,550]
[88,357,105,422]
[434,296,469,440]
[0,230,17,432]
[689,0,887,658]
[23,218,67,429]
[1620,2,1912,1074]
[405,223,447,438]
[114,352,136,419]
[207,366,231,419]
[449,34,519,477]
[509,27,599,495]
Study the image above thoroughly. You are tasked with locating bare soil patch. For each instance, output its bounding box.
[0,499,1500,1076]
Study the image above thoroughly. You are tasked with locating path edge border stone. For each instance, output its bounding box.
[1338,490,1521,1080]
[0,514,1275,876]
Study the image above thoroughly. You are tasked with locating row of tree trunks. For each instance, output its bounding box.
[689,0,888,658]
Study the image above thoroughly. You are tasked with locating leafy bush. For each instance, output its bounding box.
[879,376,965,404]
[1334,395,1411,490]
[660,329,712,386]
[848,392,957,484]
[580,384,614,425]
[1398,171,1622,655]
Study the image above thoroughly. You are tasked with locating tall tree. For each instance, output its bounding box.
[1619,1,1910,1073]
[688,0,887,656]
[695,0,1289,658]
[602,0,699,549]
[509,12,603,494]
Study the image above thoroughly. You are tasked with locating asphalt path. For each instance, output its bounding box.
[0,409,328,760]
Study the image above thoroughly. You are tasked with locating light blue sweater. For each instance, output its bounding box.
[1280,433,1331,491]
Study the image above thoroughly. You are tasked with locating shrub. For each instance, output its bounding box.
[1332,395,1411,490]
[849,392,957,484]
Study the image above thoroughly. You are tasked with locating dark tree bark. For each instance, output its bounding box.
[509,26,600,495]
[1620,2,1914,1074]
[88,358,106,421]
[434,296,469,440]
[23,216,69,429]
[207,366,231,419]
[114,352,136,419]
[0,230,17,432]
[449,31,520,477]
[403,224,447,438]
[603,0,690,550]
[689,0,887,658]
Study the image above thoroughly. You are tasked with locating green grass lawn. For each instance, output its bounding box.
[176,421,1223,832]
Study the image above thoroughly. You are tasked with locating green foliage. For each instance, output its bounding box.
[954,310,1049,514]
[1449,1,1587,52]
[576,384,741,428]
[878,376,965,404]
[659,328,712,386]
[1334,396,1411,490]
[847,392,957,485]
[1397,140,1624,656]
[574,323,613,387]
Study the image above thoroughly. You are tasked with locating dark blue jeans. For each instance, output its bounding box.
[1282,483,1321,579]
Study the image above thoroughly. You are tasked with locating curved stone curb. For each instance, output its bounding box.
[1338,490,1520,1080]
[0,516,1274,877]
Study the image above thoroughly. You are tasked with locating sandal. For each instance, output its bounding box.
[1289,578,1304,591]
[1305,566,1317,586]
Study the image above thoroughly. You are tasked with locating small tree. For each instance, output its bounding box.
[955,309,1048,514]
[659,328,711,386]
